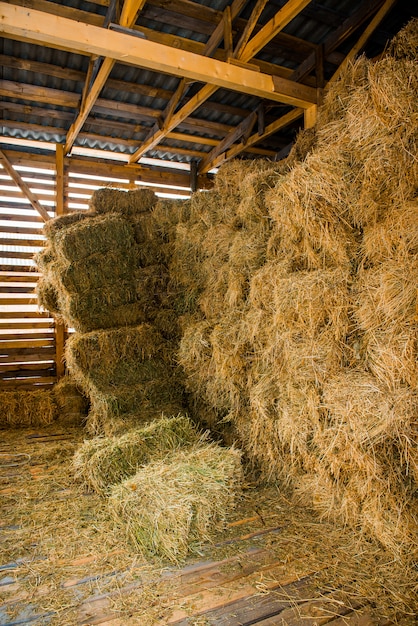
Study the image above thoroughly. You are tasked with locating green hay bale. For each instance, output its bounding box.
[43,210,92,242]
[53,247,138,293]
[53,376,89,425]
[85,402,186,437]
[54,214,136,262]
[72,414,203,494]
[89,187,157,216]
[65,324,173,392]
[36,276,61,316]
[108,443,243,563]
[57,282,146,333]
[34,245,55,275]
[0,390,56,429]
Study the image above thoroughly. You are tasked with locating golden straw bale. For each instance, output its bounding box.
[73,414,203,494]
[0,390,56,428]
[177,318,213,398]
[108,443,243,563]
[361,199,418,266]
[322,370,415,449]
[287,127,317,165]
[151,198,191,244]
[387,17,418,60]
[355,259,417,334]
[235,161,283,227]
[248,261,290,311]
[266,149,358,270]
[365,329,417,390]
[88,187,157,216]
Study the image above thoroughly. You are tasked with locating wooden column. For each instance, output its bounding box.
[54,144,67,380]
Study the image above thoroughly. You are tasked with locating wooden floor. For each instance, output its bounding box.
[0,427,405,625]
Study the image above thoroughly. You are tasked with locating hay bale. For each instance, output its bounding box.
[387,17,418,60]
[53,375,89,425]
[89,187,157,216]
[266,148,358,270]
[72,414,203,494]
[43,210,92,241]
[0,390,56,428]
[36,276,61,316]
[57,282,146,333]
[53,214,136,262]
[108,443,243,562]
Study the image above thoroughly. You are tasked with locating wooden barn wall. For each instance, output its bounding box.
[0,149,192,390]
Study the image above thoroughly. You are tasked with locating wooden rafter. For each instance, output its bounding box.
[199,108,304,174]
[127,0,313,164]
[0,149,51,222]
[329,0,397,84]
[232,0,269,59]
[64,0,147,155]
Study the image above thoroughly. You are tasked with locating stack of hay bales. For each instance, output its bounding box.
[173,19,418,569]
[53,375,89,426]
[37,189,186,435]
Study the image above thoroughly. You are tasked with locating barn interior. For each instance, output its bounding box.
[0,1,417,625]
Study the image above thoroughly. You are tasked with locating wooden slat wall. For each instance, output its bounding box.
[0,153,191,389]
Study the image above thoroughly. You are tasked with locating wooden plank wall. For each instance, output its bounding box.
[0,151,191,390]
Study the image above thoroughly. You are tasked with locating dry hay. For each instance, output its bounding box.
[365,329,417,390]
[151,198,191,246]
[42,210,92,241]
[53,214,135,263]
[0,390,56,428]
[361,199,418,266]
[36,276,61,316]
[57,281,146,333]
[53,375,89,425]
[235,161,282,227]
[72,414,203,494]
[88,187,157,216]
[108,442,243,563]
[266,147,358,271]
[354,258,417,334]
[387,17,418,61]
[177,317,213,400]
[52,247,138,293]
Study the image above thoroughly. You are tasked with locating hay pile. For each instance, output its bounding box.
[108,443,242,563]
[0,390,57,428]
[53,375,89,425]
[72,414,203,494]
[37,188,187,435]
[169,19,418,581]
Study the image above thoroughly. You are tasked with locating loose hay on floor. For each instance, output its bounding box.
[72,414,204,494]
[108,443,243,563]
[0,390,56,428]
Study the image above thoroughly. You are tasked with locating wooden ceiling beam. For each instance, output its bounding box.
[240,0,312,62]
[0,3,317,108]
[64,0,147,154]
[200,108,304,174]
[233,0,269,60]
[0,149,51,222]
[329,0,397,84]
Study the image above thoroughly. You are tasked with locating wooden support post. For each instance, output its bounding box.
[223,6,233,57]
[190,160,199,193]
[304,104,317,129]
[54,144,67,380]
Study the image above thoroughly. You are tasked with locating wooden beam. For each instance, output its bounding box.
[239,0,312,62]
[304,104,317,129]
[199,110,257,174]
[64,0,147,154]
[233,0,269,59]
[0,149,51,222]
[329,0,397,84]
[223,6,233,56]
[0,3,317,109]
[201,108,304,173]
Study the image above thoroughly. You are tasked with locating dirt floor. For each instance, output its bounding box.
[0,425,416,625]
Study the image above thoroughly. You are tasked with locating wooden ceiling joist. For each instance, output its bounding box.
[0,149,51,222]
[0,3,317,109]
[64,0,147,154]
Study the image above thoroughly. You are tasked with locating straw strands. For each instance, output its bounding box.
[108,443,243,563]
[53,375,89,425]
[0,390,56,428]
[73,414,203,494]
